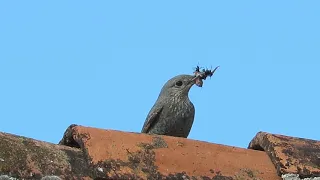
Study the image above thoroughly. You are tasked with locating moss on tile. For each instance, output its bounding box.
[151,136,168,149]
[89,139,236,180]
[0,133,88,179]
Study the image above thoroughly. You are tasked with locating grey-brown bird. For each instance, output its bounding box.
[141,74,198,138]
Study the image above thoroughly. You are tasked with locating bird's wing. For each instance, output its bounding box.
[141,105,164,133]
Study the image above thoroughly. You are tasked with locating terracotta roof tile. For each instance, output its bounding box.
[0,130,90,179]
[5,124,320,179]
[248,131,320,179]
[58,125,279,179]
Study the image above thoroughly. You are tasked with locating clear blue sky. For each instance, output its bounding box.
[0,1,319,148]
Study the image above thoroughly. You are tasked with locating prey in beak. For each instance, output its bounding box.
[192,65,219,87]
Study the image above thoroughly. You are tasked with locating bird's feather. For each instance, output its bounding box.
[141,106,164,133]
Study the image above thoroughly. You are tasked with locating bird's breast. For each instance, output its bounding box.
[167,97,194,118]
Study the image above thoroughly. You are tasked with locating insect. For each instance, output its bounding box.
[193,65,203,74]
[193,65,219,80]
[203,66,219,80]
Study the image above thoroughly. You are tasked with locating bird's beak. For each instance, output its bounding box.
[182,77,196,91]
[187,76,196,86]
[191,76,203,87]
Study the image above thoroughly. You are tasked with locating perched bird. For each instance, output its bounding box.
[141,74,198,138]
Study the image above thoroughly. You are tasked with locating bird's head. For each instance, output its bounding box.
[159,74,198,98]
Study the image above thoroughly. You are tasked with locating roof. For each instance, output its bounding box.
[0,124,319,179]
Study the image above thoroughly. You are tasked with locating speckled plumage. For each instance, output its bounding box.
[141,74,196,138]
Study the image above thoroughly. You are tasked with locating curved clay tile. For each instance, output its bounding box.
[0,130,90,179]
[248,131,320,179]
[59,125,280,179]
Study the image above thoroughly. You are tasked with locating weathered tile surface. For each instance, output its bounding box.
[248,131,320,178]
[0,131,90,179]
[59,125,280,179]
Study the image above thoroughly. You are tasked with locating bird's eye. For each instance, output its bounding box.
[175,81,183,87]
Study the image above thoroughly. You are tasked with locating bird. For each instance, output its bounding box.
[141,74,198,138]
